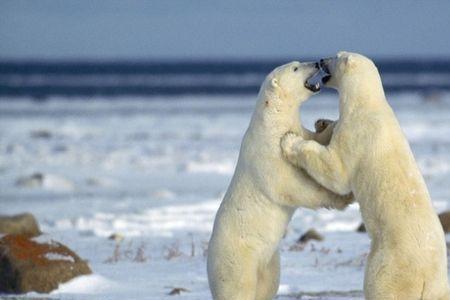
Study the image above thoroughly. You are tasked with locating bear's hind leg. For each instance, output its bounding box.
[209,252,259,300]
[255,251,280,300]
[364,257,423,300]
[423,280,450,300]
[435,293,450,300]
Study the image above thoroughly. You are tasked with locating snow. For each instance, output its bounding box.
[55,274,114,294]
[45,252,75,263]
[1,92,450,299]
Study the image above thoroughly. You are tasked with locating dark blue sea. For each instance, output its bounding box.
[1,59,450,98]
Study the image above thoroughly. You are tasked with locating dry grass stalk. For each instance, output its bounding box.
[164,241,183,260]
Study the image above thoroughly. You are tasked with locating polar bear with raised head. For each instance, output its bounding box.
[281,51,450,300]
[207,61,352,300]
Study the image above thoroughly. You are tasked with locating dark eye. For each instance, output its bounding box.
[293,67,298,72]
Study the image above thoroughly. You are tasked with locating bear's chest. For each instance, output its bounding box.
[245,137,303,182]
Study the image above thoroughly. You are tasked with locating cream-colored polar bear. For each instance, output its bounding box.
[281,51,450,300]
[207,61,351,300]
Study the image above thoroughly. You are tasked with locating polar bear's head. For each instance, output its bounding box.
[259,61,321,106]
[319,51,381,91]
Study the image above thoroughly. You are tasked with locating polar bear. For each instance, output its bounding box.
[281,52,450,300]
[207,61,352,300]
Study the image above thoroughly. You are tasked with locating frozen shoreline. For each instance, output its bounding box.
[1,93,449,299]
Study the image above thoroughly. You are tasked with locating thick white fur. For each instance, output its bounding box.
[207,61,351,300]
[281,52,450,300]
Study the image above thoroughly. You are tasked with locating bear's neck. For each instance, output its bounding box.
[338,73,386,117]
[251,99,303,137]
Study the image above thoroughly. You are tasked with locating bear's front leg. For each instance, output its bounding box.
[281,132,351,195]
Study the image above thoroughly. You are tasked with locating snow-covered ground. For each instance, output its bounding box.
[1,92,450,299]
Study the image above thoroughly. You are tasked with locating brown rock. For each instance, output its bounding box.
[439,211,450,233]
[0,213,41,237]
[15,172,44,188]
[30,130,52,139]
[298,228,324,244]
[168,287,190,295]
[0,235,92,294]
[356,222,366,233]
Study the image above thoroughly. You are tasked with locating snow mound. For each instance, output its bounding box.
[54,274,115,294]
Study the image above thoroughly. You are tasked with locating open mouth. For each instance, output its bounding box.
[304,70,322,93]
[304,80,321,93]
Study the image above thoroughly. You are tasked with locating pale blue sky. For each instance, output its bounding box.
[1,0,449,60]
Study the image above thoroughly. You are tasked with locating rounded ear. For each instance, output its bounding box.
[271,78,279,89]
[344,55,357,69]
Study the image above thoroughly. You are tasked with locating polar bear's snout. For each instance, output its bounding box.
[304,62,321,93]
[319,58,333,83]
